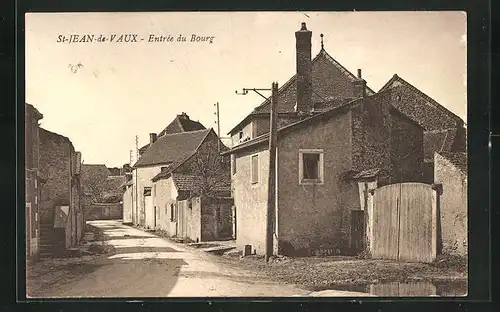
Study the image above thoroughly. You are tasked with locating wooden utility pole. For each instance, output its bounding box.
[214,102,221,152]
[235,85,275,263]
[265,82,278,262]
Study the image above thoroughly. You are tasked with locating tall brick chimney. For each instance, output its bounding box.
[353,68,367,98]
[295,22,312,113]
[149,133,157,145]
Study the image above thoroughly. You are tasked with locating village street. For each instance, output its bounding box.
[29,220,370,298]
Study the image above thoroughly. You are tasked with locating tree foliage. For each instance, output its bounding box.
[189,138,230,197]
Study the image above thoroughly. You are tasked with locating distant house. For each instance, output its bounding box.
[25,103,44,261]
[138,112,206,157]
[39,128,83,257]
[434,151,467,256]
[377,75,467,183]
[223,23,425,256]
[130,113,207,227]
[150,135,232,241]
[132,127,229,231]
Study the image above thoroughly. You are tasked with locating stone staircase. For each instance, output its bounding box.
[39,223,54,259]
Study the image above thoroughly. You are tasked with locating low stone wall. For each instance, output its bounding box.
[84,202,122,221]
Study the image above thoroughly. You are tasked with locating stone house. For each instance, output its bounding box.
[151,174,232,242]
[39,128,83,257]
[223,22,425,256]
[133,127,230,231]
[25,103,44,261]
[137,112,206,156]
[434,151,467,257]
[130,113,206,227]
[377,75,467,183]
[150,139,232,241]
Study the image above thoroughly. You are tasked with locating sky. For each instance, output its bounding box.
[25,11,467,168]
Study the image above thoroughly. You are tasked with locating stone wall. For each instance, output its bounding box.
[434,153,468,256]
[84,202,122,221]
[39,129,72,223]
[351,98,392,173]
[390,109,425,183]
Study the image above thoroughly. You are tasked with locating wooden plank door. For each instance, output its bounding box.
[350,210,365,254]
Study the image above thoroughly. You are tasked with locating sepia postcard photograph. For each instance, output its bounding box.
[24,11,468,298]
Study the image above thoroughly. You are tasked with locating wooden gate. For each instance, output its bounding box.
[372,183,437,263]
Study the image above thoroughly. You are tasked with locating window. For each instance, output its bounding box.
[231,154,236,175]
[239,131,244,140]
[170,204,176,222]
[251,154,259,184]
[299,149,324,185]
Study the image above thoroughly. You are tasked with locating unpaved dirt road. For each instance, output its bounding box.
[29,220,369,298]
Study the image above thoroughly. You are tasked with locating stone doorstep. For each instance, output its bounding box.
[203,246,236,255]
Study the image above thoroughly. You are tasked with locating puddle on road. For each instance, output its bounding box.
[319,281,467,297]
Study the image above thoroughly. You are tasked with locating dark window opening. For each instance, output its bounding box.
[231,155,236,175]
[251,155,259,184]
[303,153,320,180]
[170,204,176,222]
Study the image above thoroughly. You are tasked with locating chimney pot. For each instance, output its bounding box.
[149,133,157,145]
[357,69,362,79]
[300,22,307,30]
[353,79,367,98]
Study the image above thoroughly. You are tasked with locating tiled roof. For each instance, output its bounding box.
[133,129,211,168]
[81,164,111,178]
[139,114,207,155]
[108,167,122,176]
[378,74,464,130]
[120,180,134,188]
[228,48,375,135]
[158,113,206,137]
[139,143,150,154]
[151,135,230,182]
[438,151,467,174]
[172,173,231,194]
[150,153,194,182]
[222,98,364,155]
[350,168,391,180]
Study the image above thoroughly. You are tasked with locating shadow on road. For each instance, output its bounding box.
[28,220,190,298]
